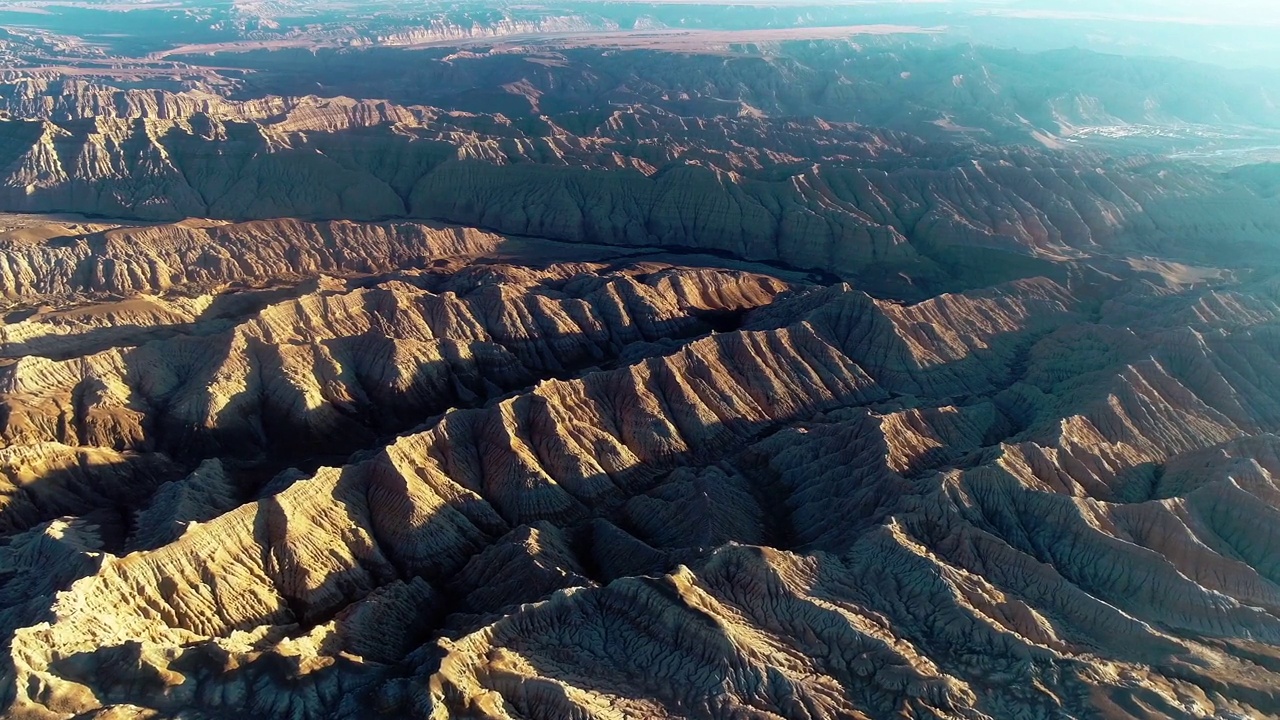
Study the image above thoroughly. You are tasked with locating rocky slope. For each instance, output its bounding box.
[7,258,1280,718]
[2,26,1280,720]
[2,40,1279,304]
[0,251,788,533]
[1,87,1278,301]
[0,218,504,300]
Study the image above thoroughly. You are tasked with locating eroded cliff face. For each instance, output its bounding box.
[2,221,1280,717]
[3,30,1280,720]
[1,68,1278,301]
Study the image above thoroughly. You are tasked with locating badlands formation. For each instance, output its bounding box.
[1,9,1280,720]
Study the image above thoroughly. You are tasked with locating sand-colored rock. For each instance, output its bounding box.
[2,72,1278,295]
[3,28,1280,720]
[5,265,1280,718]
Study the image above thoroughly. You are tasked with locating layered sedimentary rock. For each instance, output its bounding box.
[0,258,786,534]
[0,218,503,300]
[3,26,1280,720]
[2,64,1278,298]
[5,256,1280,718]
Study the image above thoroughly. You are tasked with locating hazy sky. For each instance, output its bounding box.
[968,0,1280,26]
[748,1,1279,26]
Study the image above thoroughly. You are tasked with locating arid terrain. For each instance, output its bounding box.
[2,3,1280,719]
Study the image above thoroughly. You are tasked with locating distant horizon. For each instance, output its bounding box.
[0,0,1277,68]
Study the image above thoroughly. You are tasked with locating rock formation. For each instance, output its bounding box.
[1,17,1280,720]
[6,251,1280,717]
[1,46,1279,301]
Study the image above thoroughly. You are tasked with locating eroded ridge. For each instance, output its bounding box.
[2,21,1280,720]
[4,259,1280,718]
